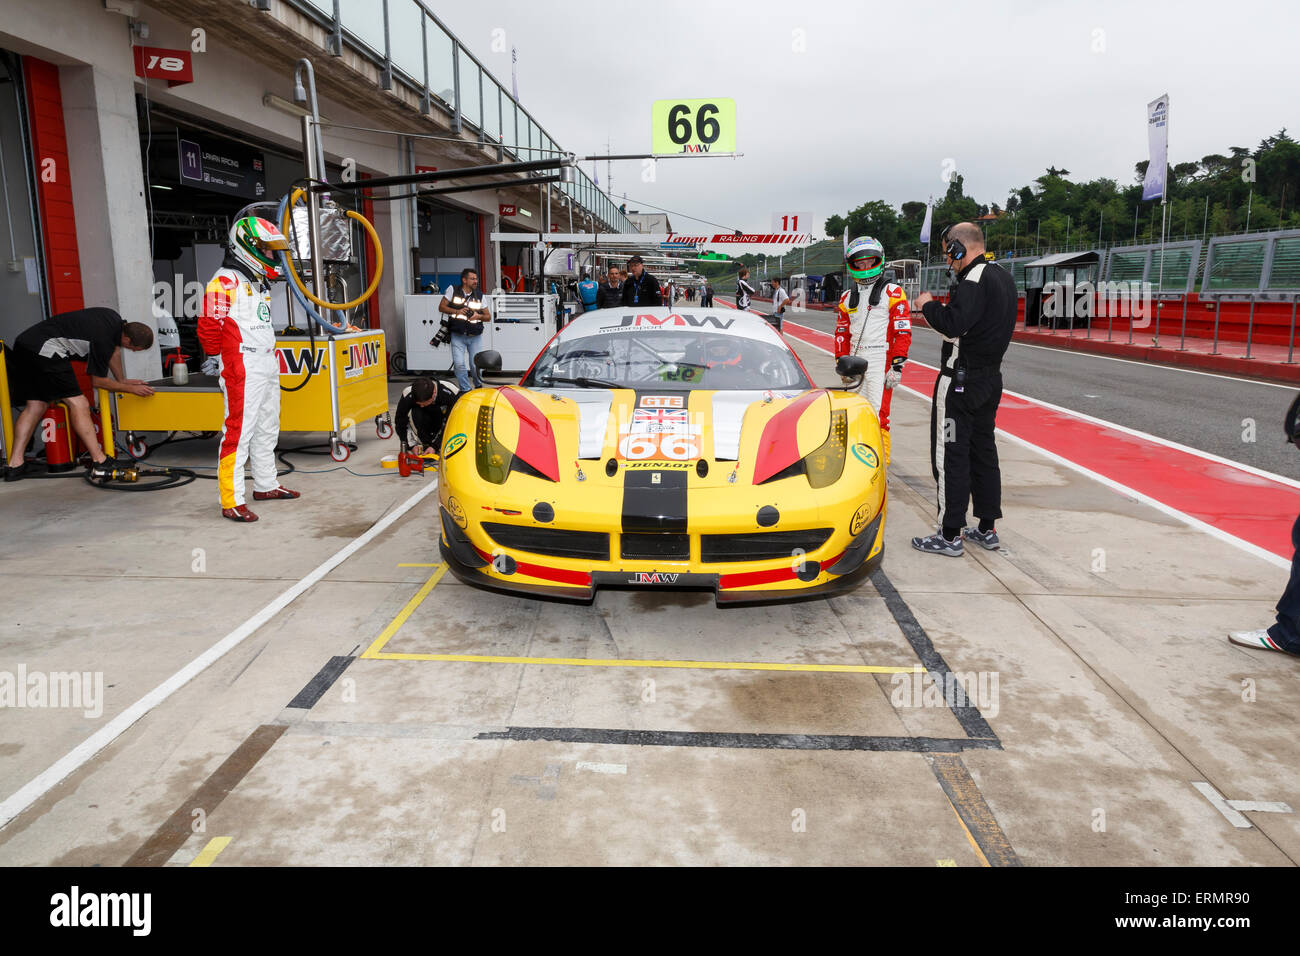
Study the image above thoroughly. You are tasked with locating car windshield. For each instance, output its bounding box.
[524,330,811,391]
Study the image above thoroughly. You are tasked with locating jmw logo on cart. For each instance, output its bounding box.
[278,346,325,376]
[343,341,382,378]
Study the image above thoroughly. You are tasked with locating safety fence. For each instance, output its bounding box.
[282,0,634,234]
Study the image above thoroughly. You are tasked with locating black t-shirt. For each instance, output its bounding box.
[15,307,125,377]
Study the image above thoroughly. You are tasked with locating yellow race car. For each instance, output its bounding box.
[437,307,886,604]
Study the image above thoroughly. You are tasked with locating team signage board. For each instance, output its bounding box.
[651,98,736,154]
[499,204,518,216]
[177,133,265,199]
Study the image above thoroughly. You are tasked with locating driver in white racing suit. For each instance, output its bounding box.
[199,216,300,522]
[835,236,912,464]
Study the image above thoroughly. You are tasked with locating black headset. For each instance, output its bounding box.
[940,224,966,263]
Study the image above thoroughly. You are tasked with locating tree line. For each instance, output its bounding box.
[818,128,1300,260]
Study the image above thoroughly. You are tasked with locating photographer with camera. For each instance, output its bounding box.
[438,268,491,392]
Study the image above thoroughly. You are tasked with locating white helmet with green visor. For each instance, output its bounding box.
[230,216,290,281]
[845,236,885,283]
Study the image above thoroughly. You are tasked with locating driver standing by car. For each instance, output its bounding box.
[835,236,912,465]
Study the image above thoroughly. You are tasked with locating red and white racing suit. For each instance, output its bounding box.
[199,268,281,509]
[835,280,911,459]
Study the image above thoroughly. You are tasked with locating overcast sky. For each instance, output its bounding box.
[438,0,1297,241]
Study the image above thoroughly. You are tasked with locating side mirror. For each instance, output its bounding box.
[474,350,503,372]
[835,355,868,385]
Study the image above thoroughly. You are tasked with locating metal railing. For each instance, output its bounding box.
[282,0,635,233]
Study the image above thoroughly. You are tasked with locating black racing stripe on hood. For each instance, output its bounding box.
[620,389,690,533]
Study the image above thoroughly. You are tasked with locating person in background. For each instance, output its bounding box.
[769,277,792,318]
[597,265,623,308]
[577,271,599,313]
[1229,394,1300,658]
[395,376,459,458]
[621,255,662,307]
[703,281,714,307]
[440,267,491,392]
[4,307,155,482]
[736,267,757,310]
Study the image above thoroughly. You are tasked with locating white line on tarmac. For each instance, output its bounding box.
[1005,337,1299,390]
[0,479,443,831]
[1192,781,1253,828]
[576,761,628,775]
[779,324,1292,571]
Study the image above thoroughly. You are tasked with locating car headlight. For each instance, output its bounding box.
[476,404,513,484]
[804,410,847,488]
[756,409,848,488]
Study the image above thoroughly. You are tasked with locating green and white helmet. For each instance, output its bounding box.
[230,216,290,281]
[845,235,885,283]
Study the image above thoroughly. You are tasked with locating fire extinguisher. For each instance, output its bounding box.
[41,405,76,472]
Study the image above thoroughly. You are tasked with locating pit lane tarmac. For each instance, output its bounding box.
[1,345,1297,866]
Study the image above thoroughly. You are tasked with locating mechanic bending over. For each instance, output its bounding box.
[910,222,1016,557]
[835,236,912,464]
[4,307,155,482]
[395,376,459,457]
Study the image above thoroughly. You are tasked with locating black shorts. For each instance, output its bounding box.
[6,345,83,404]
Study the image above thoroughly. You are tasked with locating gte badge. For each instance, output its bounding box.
[443,433,467,459]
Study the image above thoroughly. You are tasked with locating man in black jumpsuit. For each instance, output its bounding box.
[394,377,459,456]
[911,223,1017,556]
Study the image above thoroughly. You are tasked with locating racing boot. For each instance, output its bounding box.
[222,505,259,522]
[253,486,301,500]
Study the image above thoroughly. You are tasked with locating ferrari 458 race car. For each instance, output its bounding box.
[437,307,887,604]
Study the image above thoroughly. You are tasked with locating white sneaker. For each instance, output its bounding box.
[1228,629,1296,655]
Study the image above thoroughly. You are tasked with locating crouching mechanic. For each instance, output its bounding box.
[395,376,459,457]
[199,216,300,523]
[835,236,911,463]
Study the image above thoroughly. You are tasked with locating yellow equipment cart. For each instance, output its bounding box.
[107,330,391,462]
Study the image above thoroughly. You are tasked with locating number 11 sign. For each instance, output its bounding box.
[772,212,812,233]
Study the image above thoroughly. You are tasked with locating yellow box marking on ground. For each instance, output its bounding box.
[936,858,957,867]
[189,836,233,867]
[362,562,926,675]
[359,564,450,659]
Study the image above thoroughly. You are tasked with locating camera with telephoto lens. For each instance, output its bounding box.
[430,317,451,347]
